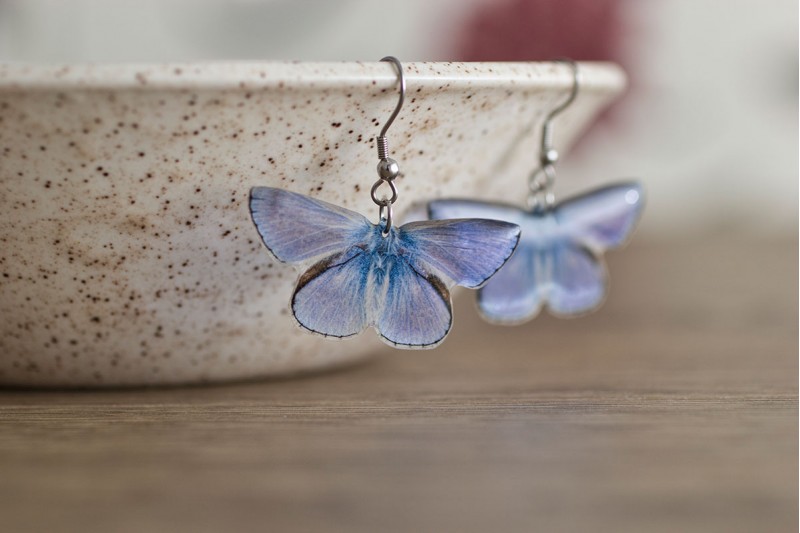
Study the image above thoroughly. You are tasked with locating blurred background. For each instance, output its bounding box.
[0,0,796,240]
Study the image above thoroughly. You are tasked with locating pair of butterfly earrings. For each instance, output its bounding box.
[249,57,644,349]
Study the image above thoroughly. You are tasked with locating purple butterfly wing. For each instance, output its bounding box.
[554,182,644,252]
[476,243,543,323]
[376,257,452,348]
[546,244,606,316]
[249,186,371,264]
[291,248,370,338]
[398,218,521,289]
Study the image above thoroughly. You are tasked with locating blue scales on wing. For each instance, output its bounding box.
[249,187,521,348]
[428,182,644,324]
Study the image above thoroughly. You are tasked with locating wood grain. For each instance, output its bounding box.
[0,236,796,533]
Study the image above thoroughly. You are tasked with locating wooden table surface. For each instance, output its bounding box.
[1,236,796,533]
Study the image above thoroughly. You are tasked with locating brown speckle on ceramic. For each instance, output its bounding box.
[0,61,625,387]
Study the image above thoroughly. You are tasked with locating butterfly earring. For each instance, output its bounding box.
[249,57,521,349]
[428,60,644,324]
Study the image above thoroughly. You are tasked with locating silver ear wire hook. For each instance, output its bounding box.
[528,59,581,211]
[371,56,406,235]
[377,56,405,157]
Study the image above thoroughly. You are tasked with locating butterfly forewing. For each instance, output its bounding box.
[250,186,372,264]
[398,219,521,288]
[554,182,644,252]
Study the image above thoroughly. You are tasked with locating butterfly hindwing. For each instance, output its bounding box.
[548,244,607,316]
[249,186,371,264]
[291,248,370,338]
[476,242,543,323]
[376,258,452,348]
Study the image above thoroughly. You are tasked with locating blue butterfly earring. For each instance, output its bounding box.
[428,60,644,324]
[249,57,521,348]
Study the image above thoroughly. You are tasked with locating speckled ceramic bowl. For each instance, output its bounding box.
[0,61,625,387]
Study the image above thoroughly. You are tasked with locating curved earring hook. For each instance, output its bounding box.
[528,59,580,211]
[540,59,580,165]
[378,56,406,143]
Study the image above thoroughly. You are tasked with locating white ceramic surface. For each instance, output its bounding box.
[0,61,625,386]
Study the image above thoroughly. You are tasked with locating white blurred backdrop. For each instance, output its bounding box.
[0,0,796,239]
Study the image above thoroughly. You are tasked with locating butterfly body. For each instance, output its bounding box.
[428,182,644,324]
[249,187,520,348]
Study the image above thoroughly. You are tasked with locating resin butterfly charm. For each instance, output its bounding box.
[428,182,644,324]
[250,187,521,348]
